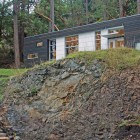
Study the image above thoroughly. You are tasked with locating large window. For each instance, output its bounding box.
[109,28,124,36]
[95,31,101,50]
[65,35,78,55]
[108,27,124,48]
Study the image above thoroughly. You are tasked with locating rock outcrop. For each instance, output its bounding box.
[2,58,140,140]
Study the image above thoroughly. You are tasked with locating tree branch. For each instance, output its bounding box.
[35,10,59,31]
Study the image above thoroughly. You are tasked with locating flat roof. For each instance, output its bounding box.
[25,14,140,42]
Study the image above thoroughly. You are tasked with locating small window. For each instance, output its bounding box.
[27,53,38,59]
[37,42,43,47]
[65,35,78,55]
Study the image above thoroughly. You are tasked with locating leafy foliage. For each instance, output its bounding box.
[0,0,13,47]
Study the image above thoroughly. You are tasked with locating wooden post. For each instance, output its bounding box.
[13,0,20,68]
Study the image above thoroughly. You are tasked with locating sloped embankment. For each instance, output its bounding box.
[2,49,140,140]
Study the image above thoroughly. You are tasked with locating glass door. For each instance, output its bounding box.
[49,39,56,60]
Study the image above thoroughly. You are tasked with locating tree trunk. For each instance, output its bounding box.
[137,0,140,14]
[85,0,88,24]
[0,0,5,42]
[13,0,20,68]
[119,0,123,17]
[50,0,55,32]
[103,0,107,20]
[70,0,74,26]
[19,0,26,62]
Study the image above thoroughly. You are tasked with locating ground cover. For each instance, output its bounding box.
[0,69,27,102]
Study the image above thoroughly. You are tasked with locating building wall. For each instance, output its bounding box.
[56,37,65,60]
[79,31,96,51]
[101,29,108,49]
[23,39,49,67]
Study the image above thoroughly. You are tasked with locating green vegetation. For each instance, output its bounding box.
[31,60,56,70]
[0,69,27,77]
[0,69,27,102]
[67,48,140,70]
[119,117,140,127]
[0,78,9,101]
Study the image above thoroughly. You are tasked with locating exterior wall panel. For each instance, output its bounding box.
[56,37,65,60]
[79,32,95,51]
[101,29,108,50]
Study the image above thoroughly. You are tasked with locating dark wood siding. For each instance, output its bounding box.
[23,38,49,67]
[124,19,140,47]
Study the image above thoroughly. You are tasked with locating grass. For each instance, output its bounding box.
[67,48,140,70]
[0,78,9,101]
[0,69,27,77]
[119,117,140,127]
[0,68,27,102]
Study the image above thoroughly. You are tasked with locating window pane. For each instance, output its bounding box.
[37,42,43,47]
[49,40,56,60]
[66,47,78,55]
[65,35,78,55]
